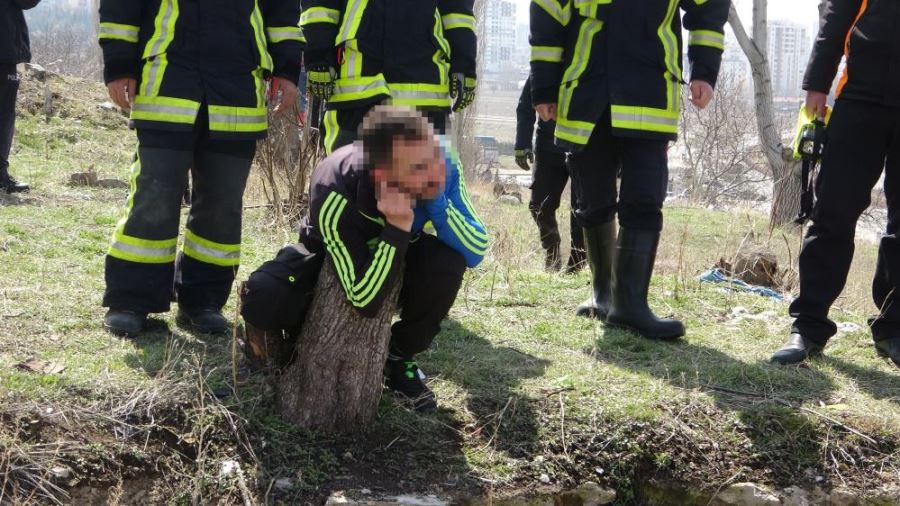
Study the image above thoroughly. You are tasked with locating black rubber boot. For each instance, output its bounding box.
[544,242,562,272]
[606,227,684,340]
[385,357,437,413]
[177,307,230,335]
[771,333,825,365]
[104,309,147,337]
[576,222,616,321]
[875,337,900,368]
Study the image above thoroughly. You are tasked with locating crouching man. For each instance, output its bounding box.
[241,106,488,411]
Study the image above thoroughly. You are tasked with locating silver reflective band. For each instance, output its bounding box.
[267,27,304,41]
[556,123,593,140]
[132,102,198,118]
[334,80,388,95]
[611,113,679,127]
[146,0,177,57]
[111,241,177,258]
[441,14,476,29]
[184,238,241,260]
[209,113,267,125]
[689,32,724,47]
[531,46,563,61]
[391,89,448,100]
[301,9,340,24]
[339,0,364,41]
[100,26,139,40]
[534,0,570,24]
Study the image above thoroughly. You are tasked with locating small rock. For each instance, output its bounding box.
[828,488,859,506]
[342,451,354,461]
[594,467,604,475]
[781,486,810,506]
[360,489,371,495]
[50,466,71,480]
[534,455,545,464]
[25,63,47,81]
[539,473,551,484]
[98,101,118,112]
[574,481,616,506]
[716,482,780,506]
[814,475,824,483]
[498,194,522,206]
[219,460,239,477]
[274,478,293,491]
[325,491,349,505]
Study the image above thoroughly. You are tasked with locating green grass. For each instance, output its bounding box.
[1,74,898,505]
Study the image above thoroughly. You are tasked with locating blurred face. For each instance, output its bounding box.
[379,135,446,200]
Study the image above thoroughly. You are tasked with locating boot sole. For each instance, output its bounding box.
[103,322,144,338]
[605,321,684,341]
[176,315,229,335]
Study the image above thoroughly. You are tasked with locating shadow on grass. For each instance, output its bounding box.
[429,318,551,460]
[586,327,839,486]
[824,355,899,405]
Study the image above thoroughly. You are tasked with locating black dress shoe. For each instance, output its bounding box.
[874,338,900,367]
[104,309,147,337]
[771,333,825,365]
[0,175,30,193]
[177,307,230,335]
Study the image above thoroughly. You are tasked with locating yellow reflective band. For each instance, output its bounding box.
[139,52,169,97]
[388,83,450,107]
[557,17,603,134]
[330,75,390,104]
[432,10,451,86]
[208,105,268,133]
[689,30,725,50]
[465,77,476,88]
[337,0,370,43]
[251,1,274,71]
[131,95,200,124]
[555,117,595,145]
[109,234,178,264]
[143,0,179,59]
[532,0,571,26]
[657,0,681,79]
[610,105,679,134]
[301,7,340,26]
[266,26,305,43]
[340,39,364,78]
[323,110,339,155]
[99,22,139,43]
[183,230,241,267]
[531,45,564,63]
[441,13,476,31]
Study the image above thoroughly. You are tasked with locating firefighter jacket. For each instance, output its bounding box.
[804,0,900,108]
[530,0,729,150]
[300,0,477,110]
[98,0,304,140]
[298,140,487,317]
[516,75,564,155]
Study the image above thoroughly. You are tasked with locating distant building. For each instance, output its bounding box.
[483,0,518,75]
[767,20,811,99]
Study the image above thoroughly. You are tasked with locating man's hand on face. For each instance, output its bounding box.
[688,80,714,110]
[805,91,828,120]
[377,182,415,232]
[107,78,137,112]
[535,103,557,122]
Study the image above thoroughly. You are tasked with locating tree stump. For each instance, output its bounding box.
[277,259,402,433]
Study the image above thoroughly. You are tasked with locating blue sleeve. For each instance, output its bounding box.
[422,147,489,268]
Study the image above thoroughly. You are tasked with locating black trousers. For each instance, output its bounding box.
[567,111,669,231]
[322,105,448,154]
[529,148,585,253]
[0,64,19,179]
[790,99,900,343]
[241,234,466,359]
[103,107,256,314]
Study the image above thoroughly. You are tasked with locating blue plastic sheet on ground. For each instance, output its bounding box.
[697,268,785,301]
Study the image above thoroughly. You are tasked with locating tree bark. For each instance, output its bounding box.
[728,1,801,228]
[277,260,402,433]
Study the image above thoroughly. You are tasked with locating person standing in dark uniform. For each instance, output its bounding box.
[515,74,586,274]
[772,0,900,367]
[0,0,41,194]
[530,0,728,337]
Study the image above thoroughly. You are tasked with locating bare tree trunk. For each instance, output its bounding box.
[277,261,403,433]
[728,1,801,229]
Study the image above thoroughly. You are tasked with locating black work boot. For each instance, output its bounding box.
[875,337,900,367]
[0,174,30,193]
[104,309,147,337]
[385,357,437,413]
[565,247,587,274]
[544,242,562,272]
[606,227,684,340]
[771,333,825,365]
[576,222,617,321]
[177,307,229,335]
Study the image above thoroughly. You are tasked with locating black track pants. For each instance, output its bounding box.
[529,148,584,253]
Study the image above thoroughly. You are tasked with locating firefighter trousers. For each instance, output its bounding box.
[103,106,256,314]
[790,99,900,344]
[529,148,585,254]
[321,105,448,154]
[241,234,466,359]
[567,111,669,231]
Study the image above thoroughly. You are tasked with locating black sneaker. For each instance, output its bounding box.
[0,175,30,193]
[176,307,229,335]
[385,358,437,413]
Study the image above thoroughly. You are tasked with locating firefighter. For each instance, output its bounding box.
[772,0,900,367]
[98,0,304,336]
[301,0,477,153]
[515,74,586,274]
[530,0,728,338]
[240,106,488,411]
[1,0,41,194]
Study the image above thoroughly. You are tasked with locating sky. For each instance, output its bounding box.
[513,0,822,28]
